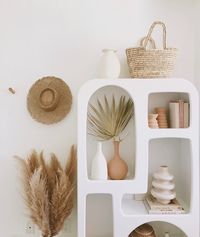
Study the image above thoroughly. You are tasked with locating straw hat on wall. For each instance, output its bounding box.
[27,76,72,124]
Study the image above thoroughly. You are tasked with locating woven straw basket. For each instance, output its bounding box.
[126,21,177,78]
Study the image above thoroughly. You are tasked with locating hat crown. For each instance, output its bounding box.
[39,87,60,112]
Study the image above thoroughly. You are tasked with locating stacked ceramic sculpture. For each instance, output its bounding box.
[155,107,168,128]
[151,165,176,204]
[148,114,159,128]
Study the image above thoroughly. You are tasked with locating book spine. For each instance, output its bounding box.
[144,201,185,214]
[145,201,183,210]
[178,100,184,128]
[147,206,183,211]
[148,209,185,214]
[169,102,179,128]
[184,102,189,128]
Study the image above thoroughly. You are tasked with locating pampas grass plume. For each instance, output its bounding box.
[16,145,76,237]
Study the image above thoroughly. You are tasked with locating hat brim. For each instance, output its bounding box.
[27,76,72,124]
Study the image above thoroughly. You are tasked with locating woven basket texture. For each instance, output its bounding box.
[126,21,177,78]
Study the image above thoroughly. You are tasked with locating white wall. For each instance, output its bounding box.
[0,1,197,237]
[195,0,200,85]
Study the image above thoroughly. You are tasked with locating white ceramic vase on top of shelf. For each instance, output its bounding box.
[91,142,108,180]
[151,165,176,204]
[164,232,170,237]
[99,49,120,78]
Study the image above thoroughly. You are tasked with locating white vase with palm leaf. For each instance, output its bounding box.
[88,95,134,180]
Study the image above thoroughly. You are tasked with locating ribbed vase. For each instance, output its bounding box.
[151,165,176,204]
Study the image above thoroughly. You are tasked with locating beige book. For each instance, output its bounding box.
[169,102,179,128]
[184,102,189,128]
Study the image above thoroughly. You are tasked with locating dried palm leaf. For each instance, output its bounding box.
[88,95,134,140]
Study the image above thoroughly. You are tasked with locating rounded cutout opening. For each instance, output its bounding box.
[87,85,135,180]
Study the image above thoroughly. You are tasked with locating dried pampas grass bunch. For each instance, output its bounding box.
[16,145,76,237]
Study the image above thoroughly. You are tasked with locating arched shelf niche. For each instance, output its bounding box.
[86,85,135,180]
[128,221,187,237]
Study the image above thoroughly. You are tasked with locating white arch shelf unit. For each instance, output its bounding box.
[77,78,199,237]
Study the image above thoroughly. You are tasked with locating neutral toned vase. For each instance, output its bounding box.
[164,232,170,237]
[129,223,156,237]
[148,113,159,128]
[108,141,128,180]
[151,165,176,204]
[155,107,168,128]
[99,49,120,78]
[91,142,108,180]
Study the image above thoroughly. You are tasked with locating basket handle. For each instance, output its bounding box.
[140,37,156,49]
[143,21,167,49]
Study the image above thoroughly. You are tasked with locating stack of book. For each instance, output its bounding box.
[144,196,185,214]
[169,100,189,128]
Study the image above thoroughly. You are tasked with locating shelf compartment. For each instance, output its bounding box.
[148,138,191,212]
[121,195,188,216]
[146,127,193,139]
[128,221,187,237]
[87,85,135,180]
[148,92,190,129]
[82,179,147,195]
[121,195,148,215]
[86,194,113,237]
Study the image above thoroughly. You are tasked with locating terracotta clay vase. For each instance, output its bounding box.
[108,141,128,180]
[155,107,168,128]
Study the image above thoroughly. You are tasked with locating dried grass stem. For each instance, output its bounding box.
[16,145,76,237]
